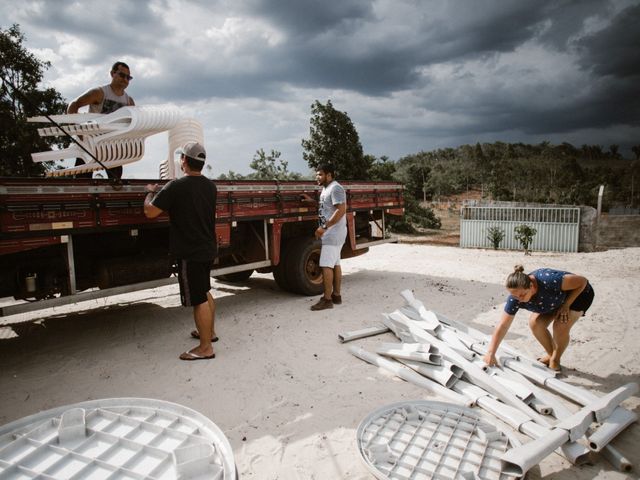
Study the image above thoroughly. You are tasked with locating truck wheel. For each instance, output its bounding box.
[215,269,253,283]
[286,237,324,296]
[273,240,292,292]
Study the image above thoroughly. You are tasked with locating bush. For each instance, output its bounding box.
[514,224,537,255]
[389,196,441,233]
[486,226,505,250]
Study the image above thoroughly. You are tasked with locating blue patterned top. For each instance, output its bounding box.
[504,268,570,315]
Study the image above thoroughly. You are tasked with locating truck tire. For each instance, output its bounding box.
[215,269,253,283]
[285,237,324,296]
[273,240,292,292]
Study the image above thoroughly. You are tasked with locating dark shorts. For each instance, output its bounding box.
[177,259,212,307]
[569,283,594,315]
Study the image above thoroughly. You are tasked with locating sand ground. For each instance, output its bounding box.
[0,243,638,479]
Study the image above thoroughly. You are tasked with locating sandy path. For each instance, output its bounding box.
[0,244,638,479]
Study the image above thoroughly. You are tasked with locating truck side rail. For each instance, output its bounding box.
[0,178,404,316]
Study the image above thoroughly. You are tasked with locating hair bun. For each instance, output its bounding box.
[514,264,525,273]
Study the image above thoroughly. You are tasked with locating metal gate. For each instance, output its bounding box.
[460,206,580,252]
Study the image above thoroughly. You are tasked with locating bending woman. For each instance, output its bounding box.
[483,265,594,371]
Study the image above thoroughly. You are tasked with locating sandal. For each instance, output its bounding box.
[179,350,215,361]
[190,330,219,342]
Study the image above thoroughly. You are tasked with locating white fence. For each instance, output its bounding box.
[460,206,580,252]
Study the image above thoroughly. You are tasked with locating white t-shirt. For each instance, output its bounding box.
[89,85,132,114]
[319,180,347,246]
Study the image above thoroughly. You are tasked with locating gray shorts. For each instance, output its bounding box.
[319,244,341,268]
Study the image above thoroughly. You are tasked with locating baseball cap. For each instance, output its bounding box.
[178,142,206,161]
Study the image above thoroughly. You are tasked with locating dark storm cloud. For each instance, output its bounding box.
[228,1,554,95]
[3,0,638,164]
[246,0,374,36]
[577,3,640,78]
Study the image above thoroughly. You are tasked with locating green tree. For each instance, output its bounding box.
[248,148,301,180]
[368,154,396,181]
[216,170,246,180]
[0,24,67,176]
[609,144,620,159]
[301,99,370,180]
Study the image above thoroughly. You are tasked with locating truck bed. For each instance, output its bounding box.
[0,177,404,315]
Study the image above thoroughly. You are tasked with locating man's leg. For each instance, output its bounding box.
[549,311,581,370]
[180,261,214,358]
[207,291,216,339]
[187,301,214,357]
[311,245,336,310]
[321,267,334,300]
[528,312,555,364]
[332,265,342,297]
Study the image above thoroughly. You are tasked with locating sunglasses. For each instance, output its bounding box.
[114,71,133,81]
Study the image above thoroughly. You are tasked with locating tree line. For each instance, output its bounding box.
[230,99,639,215]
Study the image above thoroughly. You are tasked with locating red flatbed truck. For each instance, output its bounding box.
[0,177,403,317]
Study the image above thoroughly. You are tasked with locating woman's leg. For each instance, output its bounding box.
[549,310,582,370]
[528,312,555,363]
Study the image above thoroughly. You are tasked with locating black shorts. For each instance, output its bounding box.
[569,283,594,315]
[177,259,212,307]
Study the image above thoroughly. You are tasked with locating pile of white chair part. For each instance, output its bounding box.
[342,290,638,479]
[28,106,204,179]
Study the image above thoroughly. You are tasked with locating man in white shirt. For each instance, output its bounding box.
[302,164,347,311]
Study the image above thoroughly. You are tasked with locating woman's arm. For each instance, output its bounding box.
[556,274,588,322]
[483,311,515,366]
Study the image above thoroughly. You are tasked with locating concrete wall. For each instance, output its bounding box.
[596,214,640,249]
[579,206,640,251]
[579,207,598,252]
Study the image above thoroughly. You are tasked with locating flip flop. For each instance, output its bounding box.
[536,357,561,371]
[536,357,550,366]
[179,350,215,361]
[190,330,219,342]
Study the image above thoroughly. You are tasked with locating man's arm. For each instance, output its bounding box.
[326,202,346,226]
[314,203,346,239]
[143,184,163,219]
[66,87,104,114]
[299,193,316,205]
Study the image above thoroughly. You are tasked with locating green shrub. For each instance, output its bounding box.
[388,196,441,233]
[514,224,537,255]
[486,226,505,250]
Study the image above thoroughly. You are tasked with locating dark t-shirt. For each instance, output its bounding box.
[152,175,217,261]
[504,268,569,315]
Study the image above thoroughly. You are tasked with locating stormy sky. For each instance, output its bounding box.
[2,0,639,178]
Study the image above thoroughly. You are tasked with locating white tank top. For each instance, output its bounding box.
[89,85,132,114]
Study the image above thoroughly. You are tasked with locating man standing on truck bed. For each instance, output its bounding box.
[143,142,218,361]
[66,61,136,179]
[302,164,347,311]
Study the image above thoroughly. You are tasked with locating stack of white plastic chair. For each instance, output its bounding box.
[159,118,205,180]
[30,106,185,177]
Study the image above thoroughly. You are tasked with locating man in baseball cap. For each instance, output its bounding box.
[144,142,218,360]
[177,142,206,162]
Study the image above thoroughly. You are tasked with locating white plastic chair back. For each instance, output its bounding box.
[159,118,205,180]
[30,106,185,177]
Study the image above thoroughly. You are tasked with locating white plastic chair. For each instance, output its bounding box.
[29,106,197,178]
[159,118,205,180]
